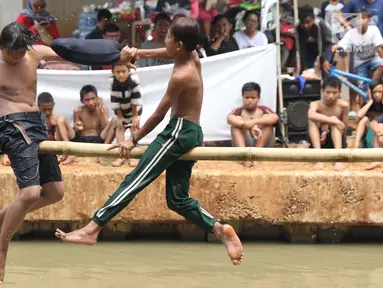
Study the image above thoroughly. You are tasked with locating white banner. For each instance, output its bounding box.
[37,44,277,144]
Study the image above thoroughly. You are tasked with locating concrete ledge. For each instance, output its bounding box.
[1,159,382,242]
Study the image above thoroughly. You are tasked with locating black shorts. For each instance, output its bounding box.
[0,112,62,189]
[318,127,348,149]
[72,132,104,143]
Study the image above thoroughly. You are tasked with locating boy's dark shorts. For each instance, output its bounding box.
[0,112,62,189]
[72,132,104,143]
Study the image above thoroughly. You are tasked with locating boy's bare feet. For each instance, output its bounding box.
[252,161,259,167]
[112,158,125,167]
[333,162,345,171]
[2,155,10,166]
[128,159,138,167]
[365,162,380,171]
[213,223,243,265]
[243,161,252,167]
[55,228,98,246]
[313,162,324,170]
[61,155,75,165]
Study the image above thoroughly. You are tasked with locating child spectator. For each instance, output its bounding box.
[227,82,279,167]
[308,76,349,171]
[109,64,143,167]
[354,80,383,170]
[333,8,383,116]
[56,85,117,165]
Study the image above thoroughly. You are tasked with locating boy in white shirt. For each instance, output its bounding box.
[333,8,383,114]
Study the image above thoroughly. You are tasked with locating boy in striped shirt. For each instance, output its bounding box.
[109,63,142,167]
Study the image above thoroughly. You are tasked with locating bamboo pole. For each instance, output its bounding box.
[39,141,383,162]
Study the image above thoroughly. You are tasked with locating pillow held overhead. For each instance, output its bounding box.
[51,38,122,66]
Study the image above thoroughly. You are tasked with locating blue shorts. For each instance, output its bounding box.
[354,58,383,91]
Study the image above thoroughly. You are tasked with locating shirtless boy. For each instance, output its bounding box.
[0,22,66,283]
[308,76,349,171]
[354,80,383,170]
[227,82,279,167]
[38,92,58,141]
[55,17,243,265]
[56,85,117,165]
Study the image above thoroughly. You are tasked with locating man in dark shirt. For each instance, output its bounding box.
[86,9,112,40]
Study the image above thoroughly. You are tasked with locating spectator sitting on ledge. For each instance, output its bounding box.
[308,76,349,171]
[227,82,279,168]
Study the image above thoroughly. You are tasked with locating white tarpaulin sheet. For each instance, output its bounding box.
[37,44,277,144]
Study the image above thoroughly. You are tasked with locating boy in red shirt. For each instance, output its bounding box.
[227,82,279,167]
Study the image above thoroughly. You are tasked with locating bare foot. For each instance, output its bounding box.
[242,161,253,167]
[128,159,138,167]
[252,161,259,167]
[365,162,380,171]
[112,158,125,167]
[333,162,346,171]
[61,155,75,165]
[219,224,243,265]
[313,162,324,170]
[55,228,98,245]
[2,155,10,166]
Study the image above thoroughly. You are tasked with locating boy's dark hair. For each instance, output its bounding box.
[357,8,372,19]
[170,17,200,52]
[0,22,35,51]
[298,5,314,22]
[243,10,260,22]
[212,14,233,27]
[242,82,261,96]
[321,76,342,90]
[37,92,54,104]
[102,23,120,34]
[369,79,383,91]
[97,9,112,22]
[80,85,98,100]
[155,12,171,24]
[112,63,130,71]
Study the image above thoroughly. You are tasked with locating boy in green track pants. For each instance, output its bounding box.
[56,17,244,265]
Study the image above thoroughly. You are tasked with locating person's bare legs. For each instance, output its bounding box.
[100,119,117,145]
[0,182,64,235]
[55,220,244,265]
[0,186,40,282]
[111,121,126,167]
[349,90,357,114]
[330,125,346,171]
[309,119,324,170]
[253,125,273,166]
[354,116,368,148]
[56,116,76,165]
[231,126,252,167]
[128,127,139,167]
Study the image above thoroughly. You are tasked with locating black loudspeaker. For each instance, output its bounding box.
[277,79,321,143]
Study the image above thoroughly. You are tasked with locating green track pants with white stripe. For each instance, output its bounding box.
[92,117,217,232]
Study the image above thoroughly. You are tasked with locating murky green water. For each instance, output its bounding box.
[4,241,383,287]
